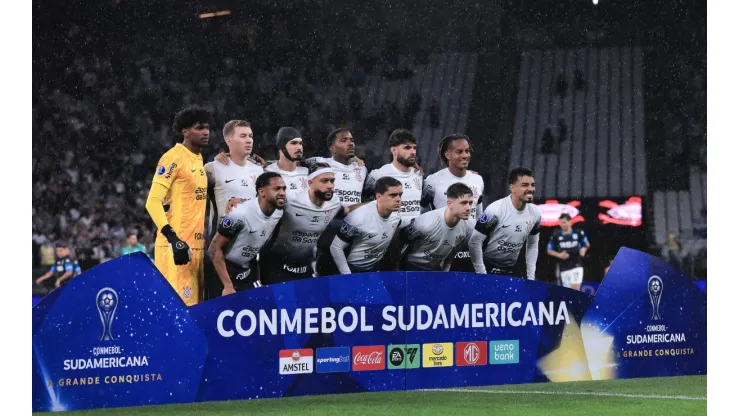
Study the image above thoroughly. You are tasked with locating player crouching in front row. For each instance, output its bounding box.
[329,177,403,274]
[205,172,286,298]
[399,183,475,271]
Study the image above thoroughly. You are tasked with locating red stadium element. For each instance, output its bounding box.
[597,197,643,226]
[535,200,586,227]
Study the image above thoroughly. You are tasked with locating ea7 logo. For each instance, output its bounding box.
[342,173,351,181]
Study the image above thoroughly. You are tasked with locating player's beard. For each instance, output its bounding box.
[314,189,334,201]
[397,155,415,167]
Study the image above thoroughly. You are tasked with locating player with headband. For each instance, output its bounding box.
[230,163,363,283]
[420,134,485,272]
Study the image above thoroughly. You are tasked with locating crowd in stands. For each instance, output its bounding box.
[32,16,430,271]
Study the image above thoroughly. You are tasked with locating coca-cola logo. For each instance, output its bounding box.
[354,351,383,364]
[352,346,386,371]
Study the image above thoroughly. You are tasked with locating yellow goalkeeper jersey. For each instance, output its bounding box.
[152,143,208,250]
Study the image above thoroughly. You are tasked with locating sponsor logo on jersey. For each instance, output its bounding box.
[479,213,488,223]
[279,349,314,375]
[342,173,351,181]
[315,347,351,373]
[455,341,487,366]
[352,346,385,371]
[489,340,519,364]
[422,343,453,368]
[156,165,166,175]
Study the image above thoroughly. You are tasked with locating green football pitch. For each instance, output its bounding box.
[41,375,706,416]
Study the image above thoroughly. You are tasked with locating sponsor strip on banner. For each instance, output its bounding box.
[279,349,314,375]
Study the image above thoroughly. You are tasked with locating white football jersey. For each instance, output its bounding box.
[335,201,402,271]
[473,196,542,270]
[421,168,485,228]
[401,208,472,271]
[265,163,309,201]
[270,189,343,267]
[206,160,264,218]
[365,163,423,226]
[308,157,367,206]
[217,198,282,269]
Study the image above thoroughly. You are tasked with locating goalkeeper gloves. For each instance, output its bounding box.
[161,225,192,265]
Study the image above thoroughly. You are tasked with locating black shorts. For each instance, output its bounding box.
[260,254,313,284]
[315,249,340,277]
[448,240,476,273]
[204,255,262,300]
[485,264,520,277]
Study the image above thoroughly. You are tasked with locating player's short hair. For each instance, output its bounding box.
[255,172,283,191]
[375,176,402,195]
[559,213,572,221]
[56,241,69,249]
[388,128,417,148]
[446,183,474,200]
[438,134,472,166]
[172,105,213,136]
[127,231,138,239]
[508,167,535,185]
[326,128,351,148]
[308,162,331,175]
[222,120,251,138]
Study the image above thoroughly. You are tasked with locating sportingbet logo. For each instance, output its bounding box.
[352,346,385,371]
[489,340,519,365]
[315,347,350,373]
[455,341,487,366]
[387,344,421,369]
[279,349,313,375]
[422,343,453,368]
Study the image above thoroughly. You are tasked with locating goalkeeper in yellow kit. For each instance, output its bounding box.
[146,106,212,305]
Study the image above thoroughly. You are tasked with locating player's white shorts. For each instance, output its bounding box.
[560,267,584,287]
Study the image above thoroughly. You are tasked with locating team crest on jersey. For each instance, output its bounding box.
[413,177,422,190]
[525,220,537,233]
[183,286,192,299]
[354,169,363,181]
[299,177,308,189]
[324,210,333,224]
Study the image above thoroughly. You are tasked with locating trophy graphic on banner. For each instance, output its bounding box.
[96,287,119,341]
[648,275,663,321]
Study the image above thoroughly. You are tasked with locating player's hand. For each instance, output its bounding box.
[251,154,269,167]
[579,248,587,257]
[351,156,365,167]
[560,252,570,260]
[215,152,230,165]
[161,225,192,265]
[34,277,43,285]
[226,198,247,214]
[54,279,62,288]
[222,286,236,296]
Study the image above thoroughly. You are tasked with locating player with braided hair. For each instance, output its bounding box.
[420,134,485,272]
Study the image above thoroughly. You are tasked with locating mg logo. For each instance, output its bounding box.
[464,343,480,364]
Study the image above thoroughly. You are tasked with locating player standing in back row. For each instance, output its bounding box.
[364,129,423,227]
[264,127,309,200]
[421,134,485,272]
[146,106,212,305]
[469,167,541,280]
[204,120,264,238]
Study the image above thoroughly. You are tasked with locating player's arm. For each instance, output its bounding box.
[207,216,244,296]
[442,251,455,272]
[469,207,498,274]
[525,221,542,281]
[546,235,567,260]
[362,170,378,201]
[579,230,590,257]
[145,157,191,265]
[337,202,367,219]
[330,221,360,275]
[55,260,75,287]
[420,180,435,212]
[35,267,54,285]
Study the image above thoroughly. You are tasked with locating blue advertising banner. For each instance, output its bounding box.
[32,248,707,412]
